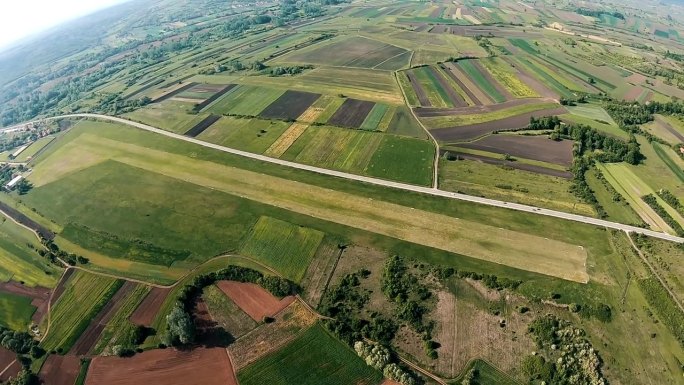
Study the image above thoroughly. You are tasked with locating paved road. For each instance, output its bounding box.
[15,113,684,244]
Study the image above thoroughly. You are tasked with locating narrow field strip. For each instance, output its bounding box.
[264,123,310,158]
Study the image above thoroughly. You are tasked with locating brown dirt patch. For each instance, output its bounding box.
[228,301,317,370]
[71,282,137,356]
[0,201,54,240]
[39,354,81,385]
[624,87,644,101]
[86,348,237,385]
[0,281,50,324]
[429,106,568,142]
[151,82,198,103]
[259,90,321,121]
[328,98,376,129]
[216,281,295,322]
[459,134,574,166]
[129,287,170,327]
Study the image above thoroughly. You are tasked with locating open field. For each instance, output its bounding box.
[129,287,170,326]
[86,348,237,385]
[70,281,137,356]
[439,159,593,215]
[644,115,684,145]
[208,85,285,116]
[39,354,81,385]
[21,122,592,282]
[652,142,684,183]
[0,217,60,288]
[202,284,256,338]
[124,101,209,134]
[216,281,294,321]
[93,283,150,355]
[328,98,375,129]
[40,271,122,353]
[458,135,574,167]
[197,116,291,154]
[259,90,321,121]
[0,291,36,330]
[237,67,403,104]
[598,163,674,232]
[240,216,324,282]
[422,102,562,130]
[0,281,51,324]
[456,59,507,103]
[15,136,56,162]
[276,35,408,70]
[237,324,382,385]
[480,57,537,98]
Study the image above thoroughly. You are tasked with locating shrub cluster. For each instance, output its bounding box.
[354,341,417,385]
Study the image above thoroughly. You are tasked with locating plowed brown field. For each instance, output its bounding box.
[39,354,80,385]
[216,281,294,321]
[85,348,237,385]
[129,287,170,326]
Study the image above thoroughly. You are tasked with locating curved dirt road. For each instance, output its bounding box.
[12,113,684,244]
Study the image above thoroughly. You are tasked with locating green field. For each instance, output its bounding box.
[208,85,285,116]
[0,292,36,330]
[652,142,684,183]
[240,216,324,282]
[16,136,55,162]
[359,103,389,131]
[480,57,537,98]
[438,159,593,216]
[92,283,150,354]
[513,56,578,97]
[124,101,210,134]
[41,271,122,353]
[456,60,506,103]
[0,218,60,288]
[585,168,643,226]
[197,116,290,153]
[237,324,382,385]
[365,135,435,186]
[413,66,453,107]
[18,120,594,285]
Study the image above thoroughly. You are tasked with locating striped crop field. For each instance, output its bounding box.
[240,216,325,282]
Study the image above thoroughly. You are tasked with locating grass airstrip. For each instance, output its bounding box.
[24,121,590,283]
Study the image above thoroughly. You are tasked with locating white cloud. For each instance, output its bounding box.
[0,0,130,48]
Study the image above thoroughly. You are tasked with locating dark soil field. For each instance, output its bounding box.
[406,72,431,106]
[151,82,198,103]
[184,114,220,137]
[445,151,572,178]
[459,135,574,166]
[327,98,376,128]
[0,201,54,240]
[259,90,321,120]
[129,287,170,327]
[216,281,295,322]
[0,281,50,324]
[86,348,238,385]
[195,84,236,111]
[430,106,568,141]
[39,354,81,385]
[439,64,483,105]
[428,66,467,107]
[70,282,136,356]
[0,347,18,382]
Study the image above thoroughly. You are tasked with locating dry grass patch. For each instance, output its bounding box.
[264,123,309,157]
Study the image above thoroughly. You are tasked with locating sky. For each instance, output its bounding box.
[0,0,130,49]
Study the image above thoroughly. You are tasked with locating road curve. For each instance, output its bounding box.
[16,113,684,244]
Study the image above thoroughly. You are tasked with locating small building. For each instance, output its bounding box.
[5,175,23,191]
